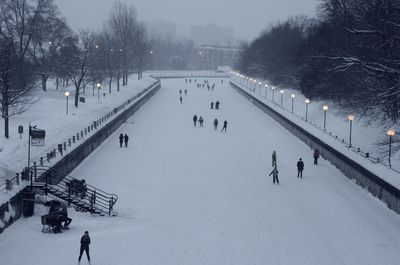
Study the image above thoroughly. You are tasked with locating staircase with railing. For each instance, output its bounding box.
[33,166,118,216]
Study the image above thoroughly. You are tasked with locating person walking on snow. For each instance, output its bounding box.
[313,149,320,165]
[272,151,277,167]
[184,89,187,95]
[193,115,198,127]
[179,96,183,104]
[179,89,182,95]
[269,167,279,184]
[78,231,91,264]
[221,120,228,132]
[213,118,218,130]
[297,158,304,178]
[211,102,214,109]
[119,133,124,148]
[199,116,204,127]
[215,101,220,110]
[124,134,129,147]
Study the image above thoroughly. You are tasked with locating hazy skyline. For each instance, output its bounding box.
[54,0,319,41]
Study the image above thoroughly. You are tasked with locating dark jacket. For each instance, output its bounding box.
[193,115,198,122]
[223,120,228,127]
[119,134,123,143]
[124,134,129,142]
[297,160,304,170]
[81,234,91,247]
[314,149,320,158]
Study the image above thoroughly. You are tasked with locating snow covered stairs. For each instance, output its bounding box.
[33,166,118,216]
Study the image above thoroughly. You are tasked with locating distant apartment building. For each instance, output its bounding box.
[147,20,177,40]
[189,46,242,70]
[190,24,234,47]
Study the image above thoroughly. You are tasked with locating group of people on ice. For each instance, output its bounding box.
[210,101,220,109]
[192,115,228,132]
[268,148,320,184]
[179,89,188,103]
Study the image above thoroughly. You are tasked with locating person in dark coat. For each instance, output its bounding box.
[78,231,91,263]
[213,118,218,130]
[124,134,129,147]
[272,151,277,167]
[211,102,214,109]
[313,149,320,165]
[184,89,187,95]
[269,167,279,184]
[193,115,198,127]
[119,133,124,148]
[215,101,220,110]
[179,89,182,95]
[221,120,228,132]
[179,96,183,103]
[297,158,304,178]
[199,116,204,127]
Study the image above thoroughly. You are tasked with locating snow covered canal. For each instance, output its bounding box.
[2,78,400,265]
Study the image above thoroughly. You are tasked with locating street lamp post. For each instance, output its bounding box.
[253,80,256,91]
[97,83,101,101]
[387,129,395,167]
[348,114,354,147]
[305,99,310,121]
[265,84,268,98]
[64,91,70,115]
[323,105,328,131]
[291,94,295,113]
[280,90,284,107]
[258,82,262,94]
[249,78,252,89]
[272,86,275,103]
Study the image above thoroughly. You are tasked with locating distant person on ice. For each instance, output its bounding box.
[124,134,129,147]
[193,115,198,127]
[184,89,187,95]
[297,158,304,178]
[179,89,182,95]
[211,102,214,109]
[213,118,218,130]
[78,231,91,264]
[313,149,320,165]
[269,167,279,184]
[179,96,183,104]
[272,151,277,167]
[221,120,228,132]
[199,116,204,127]
[119,133,124,148]
[215,101,220,110]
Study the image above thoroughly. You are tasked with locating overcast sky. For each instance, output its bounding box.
[54,0,319,41]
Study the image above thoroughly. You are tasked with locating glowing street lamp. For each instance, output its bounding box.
[387,129,395,167]
[258,82,262,93]
[265,84,268,98]
[280,90,284,107]
[291,94,295,113]
[305,98,310,121]
[97,83,101,101]
[348,114,354,147]
[64,91,70,115]
[323,105,328,131]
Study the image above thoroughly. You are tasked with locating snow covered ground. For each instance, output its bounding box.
[1,78,400,265]
[0,75,155,189]
[230,76,400,188]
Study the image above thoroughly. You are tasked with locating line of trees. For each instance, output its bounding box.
[0,0,149,139]
[236,0,400,154]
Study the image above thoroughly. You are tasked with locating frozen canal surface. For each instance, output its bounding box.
[1,78,400,265]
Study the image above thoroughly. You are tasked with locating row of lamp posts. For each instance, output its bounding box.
[64,83,102,115]
[230,71,396,168]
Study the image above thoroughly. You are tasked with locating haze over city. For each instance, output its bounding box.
[55,0,319,40]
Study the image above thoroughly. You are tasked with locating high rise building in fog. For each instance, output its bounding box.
[190,24,234,47]
[147,20,177,40]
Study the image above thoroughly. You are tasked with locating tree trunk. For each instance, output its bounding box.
[117,74,120,92]
[56,78,59,90]
[41,74,48,91]
[74,84,80,107]
[92,82,95,96]
[109,77,112,94]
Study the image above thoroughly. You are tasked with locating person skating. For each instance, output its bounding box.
[124,134,129,147]
[211,102,214,109]
[221,120,228,132]
[269,167,279,184]
[272,151,277,167]
[193,115,198,127]
[78,231,91,264]
[215,101,220,110]
[313,149,320,165]
[179,89,182,95]
[297,158,304,178]
[199,116,204,127]
[179,96,183,104]
[119,133,124,148]
[213,118,218,130]
[184,89,187,95]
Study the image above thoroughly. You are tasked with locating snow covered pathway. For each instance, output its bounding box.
[1,78,400,265]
